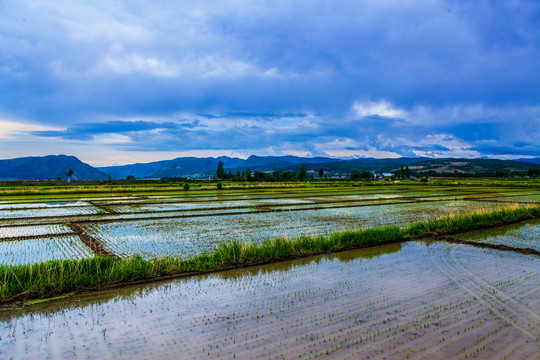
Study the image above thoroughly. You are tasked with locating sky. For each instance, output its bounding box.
[0,0,539,166]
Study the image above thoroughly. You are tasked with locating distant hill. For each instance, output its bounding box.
[0,155,107,181]
[99,155,337,179]
[99,156,244,179]
[151,157,237,179]
[99,155,540,179]
[239,155,335,170]
[515,158,540,165]
[271,157,540,176]
[391,158,540,175]
[2,155,539,181]
[273,157,429,173]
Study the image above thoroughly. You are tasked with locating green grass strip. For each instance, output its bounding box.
[1,205,538,303]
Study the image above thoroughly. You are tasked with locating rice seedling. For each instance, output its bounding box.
[0,235,94,266]
[453,218,540,251]
[1,240,537,359]
[0,203,537,302]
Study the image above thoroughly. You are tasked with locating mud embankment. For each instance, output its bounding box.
[67,223,119,259]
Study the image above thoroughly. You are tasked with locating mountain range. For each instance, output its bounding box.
[98,155,336,179]
[0,155,107,181]
[0,155,539,181]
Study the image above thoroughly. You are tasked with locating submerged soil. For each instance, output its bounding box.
[67,223,119,259]
[453,218,540,252]
[1,216,538,305]
[0,187,538,358]
[1,238,538,359]
[439,235,540,255]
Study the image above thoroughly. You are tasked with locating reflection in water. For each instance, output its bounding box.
[0,242,403,320]
[455,219,540,251]
[77,199,505,260]
[1,239,538,359]
[218,242,403,281]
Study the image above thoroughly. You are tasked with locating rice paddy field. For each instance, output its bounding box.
[0,182,539,359]
[0,239,538,359]
[0,184,538,264]
[454,219,540,252]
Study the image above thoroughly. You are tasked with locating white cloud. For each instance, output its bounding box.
[411,133,481,158]
[94,134,133,145]
[352,100,408,118]
[27,0,151,44]
[96,55,180,78]
[407,104,540,126]
[93,53,282,79]
[311,138,401,159]
[0,119,61,140]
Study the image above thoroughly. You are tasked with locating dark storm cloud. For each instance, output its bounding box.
[1,0,539,161]
[33,120,201,140]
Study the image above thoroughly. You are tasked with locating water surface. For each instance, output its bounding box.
[1,240,538,359]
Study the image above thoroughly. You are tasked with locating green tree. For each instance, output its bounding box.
[297,164,307,181]
[107,171,112,182]
[67,169,74,183]
[360,170,372,179]
[216,161,225,179]
[245,168,251,181]
[318,168,324,178]
[350,170,360,180]
[126,175,135,181]
[183,183,190,191]
[253,171,264,181]
[405,166,410,179]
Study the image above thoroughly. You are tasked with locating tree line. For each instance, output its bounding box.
[216,161,374,182]
[216,161,314,182]
[215,161,540,182]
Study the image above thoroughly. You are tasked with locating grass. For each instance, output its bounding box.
[0,204,538,303]
[1,178,537,198]
[405,202,539,237]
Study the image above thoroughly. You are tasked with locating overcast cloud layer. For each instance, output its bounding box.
[0,0,539,166]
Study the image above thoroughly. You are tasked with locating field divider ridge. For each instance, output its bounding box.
[87,201,117,214]
[0,204,538,304]
[434,235,540,256]
[0,198,424,225]
[66,223,120,259]
[0,232,79,242]
[0,190,511,225]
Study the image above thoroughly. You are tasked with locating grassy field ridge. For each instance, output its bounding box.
[1,204,538,303]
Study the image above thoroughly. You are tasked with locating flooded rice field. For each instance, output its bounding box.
[1,239,538,359]
[455,219,540,252]
[0,203,101,219]
[79,200,510,259]
[0,235,94,266]
[0,224,72,239]
[0,186,537,264]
